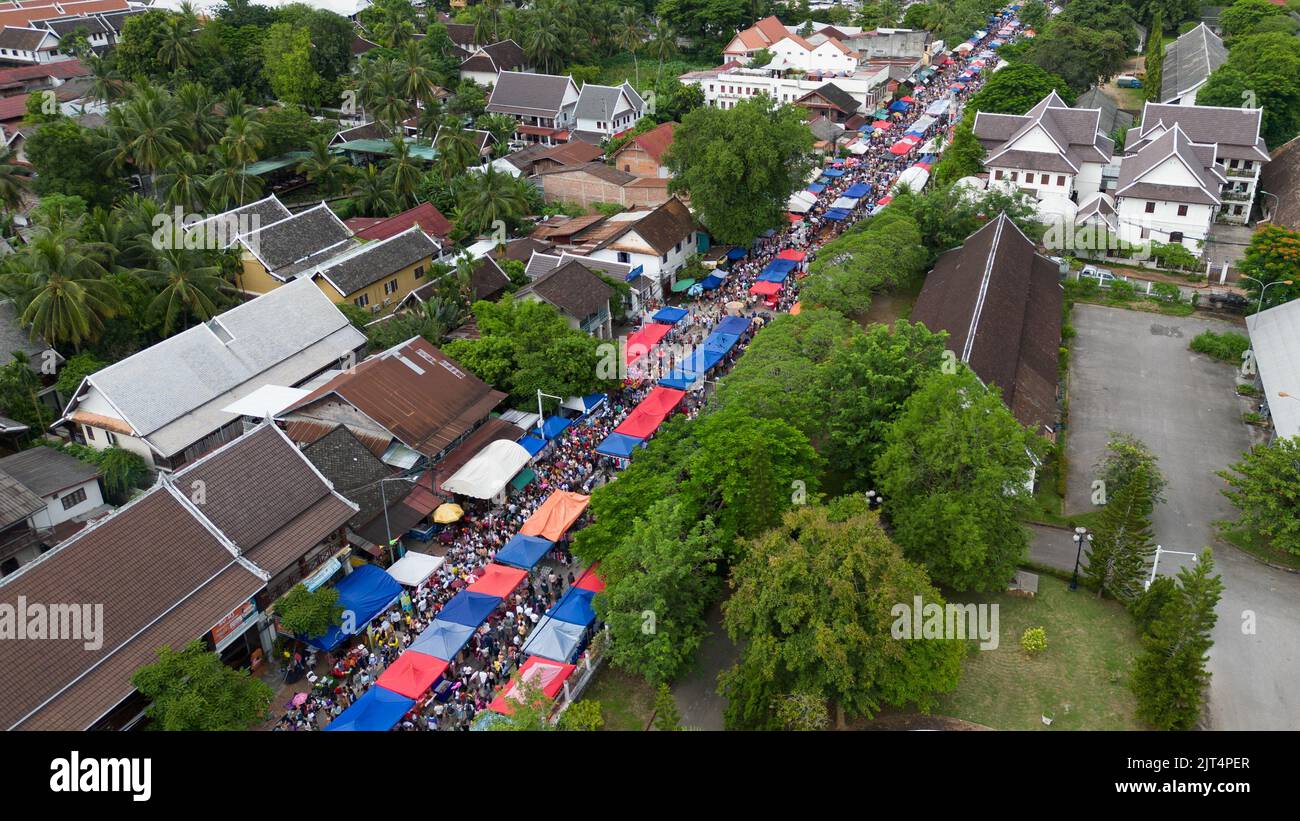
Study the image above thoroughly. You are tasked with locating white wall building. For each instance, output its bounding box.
[973,91,1112,203]
[1114,123,1224,254]
[571,82,645,144]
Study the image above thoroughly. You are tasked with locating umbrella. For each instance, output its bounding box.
[292,692,308,707]
[725,300,745,316]
[671,278,696,292]
[433,503,464,524]
[688,283,704,296]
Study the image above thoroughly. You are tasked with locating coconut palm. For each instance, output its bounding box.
[297,136,355,196]
[135,246,226,336]
[157,151,210,213]
[457,164,528,236]
[158,14,200,74]
[220,114,264,205]
[435,125,479,177]
[467,4,494,46]
[414,101,445,142]
[100,84,183,192]
[174,82,224,154]
[615,6,646,88]
[382,137,423,207]
[649,20,678,85]
[349,163,399,217]
[0,145,31,212]
[1,227,122,350]
[204,145,263,211]
[399,39,439,107]
[521,12,563,74]
[84,53,126,106]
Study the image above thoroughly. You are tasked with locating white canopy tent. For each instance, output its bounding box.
[830,196,860,211]
[787,190,818,214]
[441,440,533,499]
[893,165,931,194]
[386,552,445,587]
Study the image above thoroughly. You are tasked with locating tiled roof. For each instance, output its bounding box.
[1131,102,1270,161]
[618,121,675,163]
[0,25,50,52]
[517,259,613,320]
[0,467,43,528]
[589,196,694,255]
[0,446,97,497]
[486,71,575,118]
[974,91,1111,174]
[1260,134,1300,229]
[237,203,354,276]
[1160,23,1226,103]
[798,82,860,114]
[311,228,439,297]
[1116,123,1224,205]
[349,201,453,242]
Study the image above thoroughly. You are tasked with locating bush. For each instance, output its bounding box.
[558,700,604,731]
[1108,279,1136,301]
[1021,626,1048,654]
[1151,282,1181,303]
[1189,330,1250,363]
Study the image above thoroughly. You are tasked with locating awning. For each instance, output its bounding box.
[821,167,845,178]
[806,182,825,194]
[467,562,528,596]
[519,435,547,457]
[700,274,724,290]
[374,651,448,699]
[596,431,643,458]
[436,590,501,627]
[521,615,587,663]
[539,415,571,440]
[548,586,597,627]
[822,208,851,221]
[324,686,414,731]
[777,249,807,262]
[750,280,782,295]
[495,534,555,571]
[830,196,859,211]
[510,468,536,490]
[519,491,591,541]
[842,183,871,199]
[652,306,689,324]
[889,99,911,112]
[407,618,475,660]
[386,552,445,587]
[725,247,747,261]
[441,439,533,499]
[626,323,672,366]
[302,565,402,651]
[488,656,576,714]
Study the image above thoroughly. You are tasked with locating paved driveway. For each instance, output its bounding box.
[1065,304,1300,730]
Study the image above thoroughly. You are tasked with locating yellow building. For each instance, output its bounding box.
[231,202,357,296]
[305,227,441,316]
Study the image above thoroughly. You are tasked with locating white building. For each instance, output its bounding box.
[570,197,698,303]
[571,82,645,144]
[1114,123,1225,254]
[682,61,897,110]
[973,91,1112,203]
[484,71,580,146]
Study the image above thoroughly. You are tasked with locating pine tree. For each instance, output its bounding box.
[652,682,681,731]
[1085,461,1157,601]
[1145,11,1164,103]
[1130,550,1223,730]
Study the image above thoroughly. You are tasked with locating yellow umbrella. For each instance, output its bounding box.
[433,503,464,524]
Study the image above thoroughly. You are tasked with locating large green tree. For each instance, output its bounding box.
[800,209,928,316]
[1085,460,1157,601]
[1236,224,1300,310]
[966,61,1075,116]
[131,640,274,730]
[1219,437,1300,556]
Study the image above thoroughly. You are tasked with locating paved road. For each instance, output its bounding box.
[1064,304,1300,729]
[670,602,737,730]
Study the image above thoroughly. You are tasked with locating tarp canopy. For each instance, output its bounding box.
[548,586,597,627]
[715,315,751,336]
[822,208,851,220]
[889,140,914,155]
[324,685,414,731]
[495,534,554,570]
[468,562,529,595]
[521,615,587,663]
[700,274,724,290]
[575,563,606,592]
[510,468,536,490]
[787,189,818,214]
[407,618,475,660]
[805,182,825,194]
[640,386,686,415]
[625,323,672,365]
[539,415,571,440]
[561,393,606,414]
[375,651,449,699]
[906,115,937,135]
[842,183,871,199]
[889,99,911,112]
[651,306,688,324]
[613,387,684,439]
[725,247,747,261]
[437,590,501,627]
[895,165,930,193]
[764,257,798,275]
[830,196,859,210]
[759,267,791,283]
[871,120,892,130]
[518,435,547,457]
[596,431,642,458]
[488,656,576,715]
[442,439,533,499]
[750,280,782,295]
[519,491,591,541]
[821,167,845,178]
[386,552,445,587]
[303,565,402,651]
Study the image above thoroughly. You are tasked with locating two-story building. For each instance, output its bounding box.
[570,196,698,302]
[974,91,1113,203]
[571,81,645,144]
[458,39,529,87]
[515,259,615,339]
[302,226,441,316]
[485,71,580,146]
[1114,122,1227,254]
[611,121,675,178]
[0,447,102,575]
[1159,23,1227,107]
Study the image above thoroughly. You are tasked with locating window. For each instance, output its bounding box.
[83,425,94,442]
[1169,231,1184,243]
[354,294,370,308]
[1177,204,1188,217]
[1234,205,1243,215]
[1024,173,1034,184]
[1009,172,1018,182]
[1244,160,1254,171]
[617,251,630,263]
[106,432,118,447]
[994,170,1004,180]
[1057,176,1066,186]
[413,265,424,279]
[1229,159,1239,168]
[384,279,399,295]
[661,252,668,263]
[60,488,87,510]
[674,241,682,253]
[1145,202,1156,213]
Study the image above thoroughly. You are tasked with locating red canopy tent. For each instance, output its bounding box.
[375,651,449,699]
[750,281,782,295]
[520,491,590,541]
[777,249,807,262]
[788,213,803,223]
[575,563,606,592]
[467,563,527,598]
[871,120,891,130]
[612,386,685,439]
[639,386,686,415]
[489,656,577,714]
[877,195,893,206]
[889,141,914,155]
[624,323,672,366]
[900,95,916,102]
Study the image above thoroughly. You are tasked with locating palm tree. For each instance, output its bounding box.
[414,101,444,142]
[436,125,479,177]
[0,145,31,212]
[84,54,125,106]
[204,145,263,211]
[297,136,354,196]
[100,84,183,193]
[468,4,494,46]
[522,12,563,74]
[220,114,264,205]
[174,82,223,154]
[399,40,438,106]
[157,151,210,213]
[457,164,527,236]
[349,163,399,217]
[649,20,678,86]
[615,6,646,88]
[382,137,422,207]
[358,58,409,135]
[158,15,199,74]
[135,246,226,336]
[1,227,122,350]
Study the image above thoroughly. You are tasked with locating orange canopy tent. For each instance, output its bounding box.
[790,301,803,315]
[467,563,528,598]
[519,491,591,541]
[374,651,449,699]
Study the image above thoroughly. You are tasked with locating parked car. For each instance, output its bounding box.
[1080,265,1126,287]
[1116,75,1143,88]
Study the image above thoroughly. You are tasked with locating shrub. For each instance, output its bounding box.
[1108,279,1136,301]
[1021,626,1048,654]
[1151,282,1181,303]
[558,700,605,731]
[1189,330,1250,363]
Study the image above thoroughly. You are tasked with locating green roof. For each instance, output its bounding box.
[245,151,312,176]
[335,139,437,161]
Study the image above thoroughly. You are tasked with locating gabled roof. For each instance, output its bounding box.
[0,466,43,528]
[538,160,637,186]
[459,39,527,75]
[1116,122,1224,205]
[486,71,576,119]
[974,91,1112,174]
[1260,134,1300,229]
[309,228,440,297]
[348,201,453,242]
[1130,102,1270,161]
[302,424,409,533]
[585,196,695,255]
[187,194,293,249]
[280,337,507,459]
[1160,23,1226,104]
[910,214,1062,433]
[517,260,613,320]
[797,82,860,115]
[574,81,642,122]
[1073,87,1133,136]
[236,203,355,278]
[0,299,56,370]
[0,56,85,85]
[614,121,675,164]
[0,446,97,498]
[0,25,53,51]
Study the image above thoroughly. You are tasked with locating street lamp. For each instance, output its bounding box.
[536,389,564,438]
[866,489,884,510]
[1145,545,1199,591]
[1238,275,1294,316]
[1070,526,1092,591]
[379,475,418,564]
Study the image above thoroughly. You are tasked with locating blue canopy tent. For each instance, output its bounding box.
[920,154,938,164]
[521,615,587,663]
[596,431,643,458]
[652,306,688,324]
[303,564,402,651]
[758,267,791,283]
[700,274,724,290]
[437,590,501,627]
[889,99,911,112]
[821,167,845,178]
[725,247,747,261]
[539,415,572,440]
[496,533,554,570]
[575,393,606,414]
[806,182,826,194]
[823,208,850,221]
[658,374,697,391]
[324,686,414,731]
[715,316,752,336]
[764,258,798,275]
[518,435,547,457]
[843,182,872,199]
[407,618,476,660]
[548,587,597,627]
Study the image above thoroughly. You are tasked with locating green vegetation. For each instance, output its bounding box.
[275,584,344,639]
[1189,330,1251,363]
[1219,437,1300,557]
[131,640,274,731]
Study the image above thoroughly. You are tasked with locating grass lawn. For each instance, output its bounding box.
[595,56,715,89]
[937,575,1144,730]
[1220,524,1300,572]
[579,666,656,730]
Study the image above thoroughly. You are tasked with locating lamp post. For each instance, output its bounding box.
[379,476,417,565]
[1238,275,1294,316]
[536,389,564,439]
[865,489,884,510]
[1070,526,1092,591]
[1146,545,1199,591]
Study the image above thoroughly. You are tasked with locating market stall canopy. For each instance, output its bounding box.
[595,431,643,459]
[375,651,449,699]
[548,586,597,627]
[726,247,747,261]
[842,183,871,199]
[625,323,672,366]
[561,393,606,414]
[822,208,851,220]
[324,686,414,731]
[408,618,475,660]
[539,415,571,440]
[575,563,606,592]
[519,435,547,457]
[750,280,782,295]
[700,274,724,290]
[441,439,532,499]
[806,182,826,194]
[830,196,859,211]
[777,249,807,262]
[495,534,555,571]
[468,562,529,597]
[303,565,402,651]
[519,491,591,541]
[488,656,576,714]
[386,552,445,587]
[437,590,501,627]
[821,167,845,178]
[671,278,696,293]
[787,189,818,214]
[521,615,587,663]
[652,306,689,324]
[889,99,911,112]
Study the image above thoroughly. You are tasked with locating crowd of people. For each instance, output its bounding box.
[272,14,1015,731]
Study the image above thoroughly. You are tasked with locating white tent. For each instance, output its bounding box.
[830,196,860,211]
[442,440,533,499]
[787,190,818,214]
[893,165,930,194]
[846,139,869,155]
[387,552,445,587]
